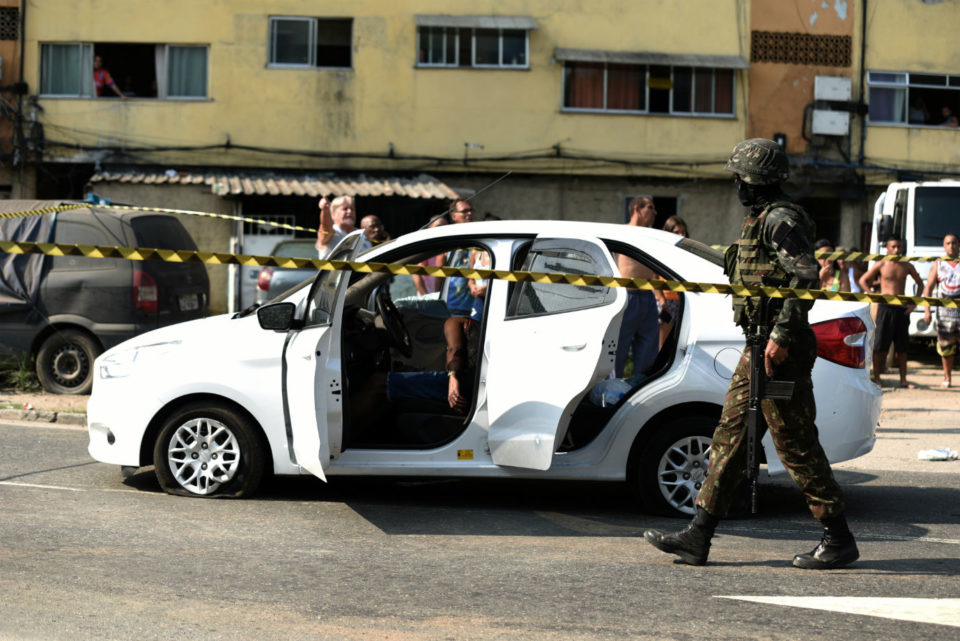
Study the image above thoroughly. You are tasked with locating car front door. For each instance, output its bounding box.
[282,234,362,480]
[485,237,627,470]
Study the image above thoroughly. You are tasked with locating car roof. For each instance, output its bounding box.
[361,219,724,284]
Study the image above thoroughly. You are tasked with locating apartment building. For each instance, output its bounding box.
[9,1,960,309]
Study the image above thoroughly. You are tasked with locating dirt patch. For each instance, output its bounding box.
[0,389,89,413]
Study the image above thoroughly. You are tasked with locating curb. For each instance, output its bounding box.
[0,408,87,426]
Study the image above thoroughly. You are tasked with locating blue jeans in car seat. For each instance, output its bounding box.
[614,290,659,377]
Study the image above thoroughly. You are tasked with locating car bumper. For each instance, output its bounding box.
[765,360,881,475]
[87,378,164,467]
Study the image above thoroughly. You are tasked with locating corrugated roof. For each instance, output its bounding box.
[89,170,461,200]
[554,47,750,70]
[415,15,537,30]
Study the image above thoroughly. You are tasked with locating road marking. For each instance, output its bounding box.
[717,597,960,628]
[0,480,83,492]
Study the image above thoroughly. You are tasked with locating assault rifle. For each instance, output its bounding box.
[745,299,795,514]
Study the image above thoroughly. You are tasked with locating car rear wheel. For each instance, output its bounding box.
[633,416,715,518]
[153,402,265,498]
[35,330,102,395]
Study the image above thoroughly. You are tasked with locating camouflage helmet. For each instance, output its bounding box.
[724,138,789,185]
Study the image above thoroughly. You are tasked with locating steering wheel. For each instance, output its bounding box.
[375,287,413,357]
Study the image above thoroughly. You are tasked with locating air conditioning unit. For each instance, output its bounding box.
[812,75,852,135]
[814,76,851,101]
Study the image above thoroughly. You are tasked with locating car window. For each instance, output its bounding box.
[507,246,615,318]
[130,216,198,250]
[273,240,319,259]
[304,246,353,327]
[50,220,114,271]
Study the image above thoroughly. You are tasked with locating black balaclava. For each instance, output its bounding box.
[736,177,784,213]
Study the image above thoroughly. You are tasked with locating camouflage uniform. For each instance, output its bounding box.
[695,197,847,520]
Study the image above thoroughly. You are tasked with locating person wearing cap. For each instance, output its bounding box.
[644,138,859,570]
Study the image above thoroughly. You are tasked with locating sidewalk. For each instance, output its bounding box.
[0,389,88,426]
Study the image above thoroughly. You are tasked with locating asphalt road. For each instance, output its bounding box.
[1,418,958,641]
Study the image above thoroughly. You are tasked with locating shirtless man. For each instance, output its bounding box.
[614,196,659,377]
[858,237,924,387]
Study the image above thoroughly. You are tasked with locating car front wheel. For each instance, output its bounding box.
[633,416,715,518]
[35,329,102,395]
[153,402,265,498]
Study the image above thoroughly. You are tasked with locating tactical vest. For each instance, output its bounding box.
[726,201,799,328]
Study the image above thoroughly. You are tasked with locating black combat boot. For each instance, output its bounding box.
[643,506,719,566]
[792,513,859,569]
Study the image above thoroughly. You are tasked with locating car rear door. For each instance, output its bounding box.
[282,234,362,480]
[485,236,626,470]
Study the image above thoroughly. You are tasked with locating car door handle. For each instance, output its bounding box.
[562,343,587,351]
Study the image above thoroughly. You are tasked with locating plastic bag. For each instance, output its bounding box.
[917,448,959,461]
[587,372,647,407]
[588,378,632,407]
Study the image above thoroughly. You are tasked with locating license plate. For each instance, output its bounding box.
[178,294,199,311]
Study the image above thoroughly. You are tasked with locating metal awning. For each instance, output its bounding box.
[88,170,461,199]
[416,15,538,30]
[554,47,750,69]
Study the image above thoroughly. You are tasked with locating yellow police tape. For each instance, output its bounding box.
[1,239,956,309]
[0,202,951,264]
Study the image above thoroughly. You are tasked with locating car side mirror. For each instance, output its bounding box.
[257,302,297,331]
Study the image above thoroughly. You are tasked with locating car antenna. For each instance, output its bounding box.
[421,170,513,229]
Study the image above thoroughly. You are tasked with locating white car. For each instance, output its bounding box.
[87,221,880,517]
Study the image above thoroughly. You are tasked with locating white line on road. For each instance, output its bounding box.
[0,480,83,491]
[717,596,960,628]
[0,480,153,495]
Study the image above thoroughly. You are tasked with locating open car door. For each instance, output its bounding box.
[282,234,363,480]
[485,236,626,470]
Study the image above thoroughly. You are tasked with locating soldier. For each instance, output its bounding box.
[643,138,859,569]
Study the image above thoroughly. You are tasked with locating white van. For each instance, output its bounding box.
[868,179,960,336]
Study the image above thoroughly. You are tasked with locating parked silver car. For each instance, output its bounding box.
[254,239,318,304]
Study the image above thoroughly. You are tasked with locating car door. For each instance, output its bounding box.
[485,237,627,470]
[283,234,363,480]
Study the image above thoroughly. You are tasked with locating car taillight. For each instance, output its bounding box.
[133,269,159,314]
[812,316,866,369]
[257,267,274,291]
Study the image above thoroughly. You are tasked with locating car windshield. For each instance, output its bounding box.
[676,237,723,267]
[914,186,960,244]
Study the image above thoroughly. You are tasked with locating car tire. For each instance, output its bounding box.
[153,401,266,498]
[35,329,102,395]
[633,416,715,518]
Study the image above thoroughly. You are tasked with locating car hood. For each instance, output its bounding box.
[99,312,244,359]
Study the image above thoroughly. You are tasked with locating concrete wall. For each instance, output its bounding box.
[861,0,960,173]
[92,183,237,314]
[748,0,856,156]
[441,173,739,246]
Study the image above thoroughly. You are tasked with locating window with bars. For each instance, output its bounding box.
[0,7,18,41]
[562,62,734,116]
[417,27,528,68]
[268,17,352,68]
[867,70,960,126]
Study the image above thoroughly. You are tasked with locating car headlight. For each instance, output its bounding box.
[99,340,181,379]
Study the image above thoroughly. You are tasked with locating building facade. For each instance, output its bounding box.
[7,1,960,309]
